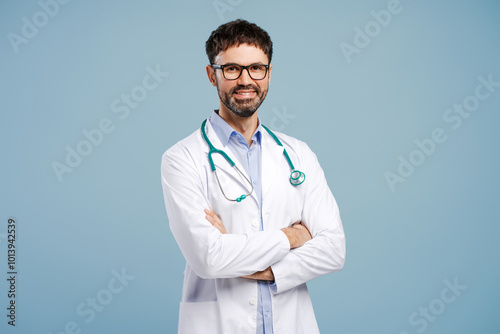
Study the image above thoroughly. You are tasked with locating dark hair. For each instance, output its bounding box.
[205,19,273,65]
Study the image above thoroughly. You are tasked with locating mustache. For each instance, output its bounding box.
[230,85,260,94]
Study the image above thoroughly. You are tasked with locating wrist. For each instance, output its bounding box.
[265,267,275,281]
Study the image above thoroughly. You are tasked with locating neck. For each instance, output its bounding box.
[218,105,258,146]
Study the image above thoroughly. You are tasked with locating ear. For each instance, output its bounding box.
[206,65,217,87]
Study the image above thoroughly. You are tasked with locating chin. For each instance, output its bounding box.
[230,108,257,118]
[227,100,260,118]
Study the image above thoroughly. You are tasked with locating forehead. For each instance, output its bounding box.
[214,43,269,65]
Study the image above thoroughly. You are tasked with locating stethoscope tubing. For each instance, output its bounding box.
[201,118,305,202]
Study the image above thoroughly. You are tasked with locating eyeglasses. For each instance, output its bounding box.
[211,63,270,80]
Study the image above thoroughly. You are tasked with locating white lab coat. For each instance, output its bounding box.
[161,119,346,334]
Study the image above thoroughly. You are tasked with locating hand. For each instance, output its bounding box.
[281,222,312,249]
[204,208,227,234]
[242,267,275,281]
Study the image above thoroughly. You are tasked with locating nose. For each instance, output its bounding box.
[237,67,254,86]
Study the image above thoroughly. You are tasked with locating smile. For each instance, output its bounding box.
[233,90,256,98]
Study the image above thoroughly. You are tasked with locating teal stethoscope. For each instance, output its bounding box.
[201,119,305,202]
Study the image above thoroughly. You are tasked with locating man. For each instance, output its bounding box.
[161,19,346,334]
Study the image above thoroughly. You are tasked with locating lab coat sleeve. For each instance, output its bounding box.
[270,143,346,293]
[161,143,290,279]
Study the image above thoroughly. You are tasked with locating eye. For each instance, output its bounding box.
[250,65,266,72]
[225,66,240,72]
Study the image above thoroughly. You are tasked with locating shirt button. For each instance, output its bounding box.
[249,298,257,305]
[265,312,270,318]
[252,219,259,227]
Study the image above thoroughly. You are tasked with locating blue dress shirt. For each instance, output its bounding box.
[209,110,274,334]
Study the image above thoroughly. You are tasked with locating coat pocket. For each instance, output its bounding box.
[178,300,221,334]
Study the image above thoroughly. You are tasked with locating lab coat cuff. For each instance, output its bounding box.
[267,231,290,294]
[270,260,288,294]
[277,229,291,253]
[269,230,291,264]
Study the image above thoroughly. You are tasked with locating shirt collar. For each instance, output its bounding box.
[209,110,262,147]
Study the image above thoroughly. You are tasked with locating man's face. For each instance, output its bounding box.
[207,43,272,118]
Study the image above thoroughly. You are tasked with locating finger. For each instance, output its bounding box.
[205,214,223,229]
[204,209,226,233]
[206,209,218,219]
[210,212,222,224]
[205,214,215,225]
[204,209,218,222]
[205,208,216,215]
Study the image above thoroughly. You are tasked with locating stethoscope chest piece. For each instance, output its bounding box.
[290,170,305,186]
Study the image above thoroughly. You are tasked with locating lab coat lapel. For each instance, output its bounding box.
[262,128,285,199]
[201,119,258,204]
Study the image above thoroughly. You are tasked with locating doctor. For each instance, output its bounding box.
[161,19,346,334]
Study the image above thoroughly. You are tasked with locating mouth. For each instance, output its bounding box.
[233,89,257,99]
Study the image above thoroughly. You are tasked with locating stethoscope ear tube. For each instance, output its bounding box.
[202,119,236,171]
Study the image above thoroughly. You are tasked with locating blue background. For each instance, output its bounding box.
[1,0,499,333]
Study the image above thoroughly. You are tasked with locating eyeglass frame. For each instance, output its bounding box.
[211,63,270,80]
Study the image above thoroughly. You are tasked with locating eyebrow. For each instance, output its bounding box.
[222,62,266,66]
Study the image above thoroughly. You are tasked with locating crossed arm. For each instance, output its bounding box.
[204,208,312,281]
[163,141,345,287]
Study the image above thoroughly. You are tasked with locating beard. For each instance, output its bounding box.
[216,82,268,118]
